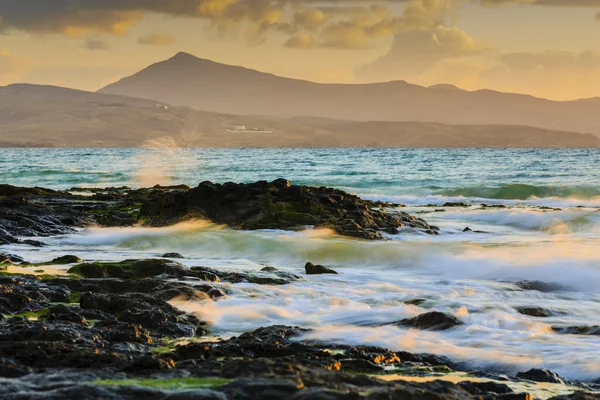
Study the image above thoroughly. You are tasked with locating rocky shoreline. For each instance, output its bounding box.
[0,179,436,244]
[1,180,599,399]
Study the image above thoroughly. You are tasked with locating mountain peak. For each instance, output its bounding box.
[171,51,198,60]
[429,84,464,91]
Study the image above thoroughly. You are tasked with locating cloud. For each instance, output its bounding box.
[83,38,110,51]
[359,43,600,100]
[138,33,176,46]
[0,0,470,49]
[357,26,487,80]
[479,0,600,20]
[480,0,600,6]
[284,35,316,49]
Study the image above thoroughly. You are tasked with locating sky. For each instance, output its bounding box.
[1,0,600,101]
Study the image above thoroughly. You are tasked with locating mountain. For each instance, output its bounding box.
[1,84,598,148]
[99,52,600,137]
[283,116,600,148]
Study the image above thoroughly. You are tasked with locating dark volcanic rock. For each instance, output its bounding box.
[190,266,300,285]
[80,292,206,337]
[458,381,514,395]
[162,252,185,259]
[444,202,469,207]
[68,259,191,279]
[0,253,25,264]
[338,358,385,373]
[552,326,600,336]
[139,179,434,240]
[548,393,600,400]
[515,280,570,292]
[50,255,83,264]
[305,262,338,275]
[516,307,552,318]
[516,368,567,384]
[395,311,462,331]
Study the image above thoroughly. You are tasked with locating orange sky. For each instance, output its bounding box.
[1,0,600,100]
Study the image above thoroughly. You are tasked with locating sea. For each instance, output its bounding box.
[2,148,600,381]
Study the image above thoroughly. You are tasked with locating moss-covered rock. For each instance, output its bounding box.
[139,179,433,240]
[92,377,231,389]
[67,259,189,279]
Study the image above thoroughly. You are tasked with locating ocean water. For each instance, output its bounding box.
[2,148,600,381]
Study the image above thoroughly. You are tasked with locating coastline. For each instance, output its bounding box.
[1,181,599,398]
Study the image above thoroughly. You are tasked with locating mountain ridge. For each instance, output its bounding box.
[98,52,600,136]
[1,83,599,148]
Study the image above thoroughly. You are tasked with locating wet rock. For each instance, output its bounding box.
[139,179,434,240]
[515,280,570,292]
[40,304,88,325]
[516,307,551,318]
[444,202,468,207]
[80,292,206,337]
[0,292,40,314]
[516,368,567,384]
[458,381,514,395]
[552,326,600,336]
[49,255,83,264]
[162,253,185,259]
[260,266,278,272]
[68,259,191,279]
[404,298,427,306]
[338,358,385,373]
[175,325,319,361]
[305,262,338,275]
[190,266,299,285]
[122,354,175,372]
[0,253,24,264]
[548,393,600,400]
[396,311,462,331]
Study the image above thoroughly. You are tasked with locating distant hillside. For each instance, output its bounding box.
[285,117,600,148]
[0,84,598,148]
[99,52,600,137]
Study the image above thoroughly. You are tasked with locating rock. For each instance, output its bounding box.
[515,280,570,292]
[68,259,191,279]
[0,253,25,264]
[50,255,83,264]
[305,262,338,275]
[396,311,462,331]
[444,202,468,207]
[458,381,514,395]
[40,304,88,325]
[339,358,385,372]
[463,227,487,234]
[404,299,427,306]
[190,266,300,285]
[80,292,206,337]
[516,307,551,318]
[548,393,600,400]
[516,368,567,384]
[162,253,185,259]
[552,326,600,336]
[139,180,435,240]
[260,266,278,272]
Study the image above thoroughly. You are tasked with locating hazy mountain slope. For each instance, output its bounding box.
[1,84,598,148]
[285,117,600,148]
[99,52,600,136]
[0,84,329,147]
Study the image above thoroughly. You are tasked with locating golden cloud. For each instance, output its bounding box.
[138,33,176,46]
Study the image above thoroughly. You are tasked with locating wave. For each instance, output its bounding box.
[53,221,600,292]
[436,184,600,201]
